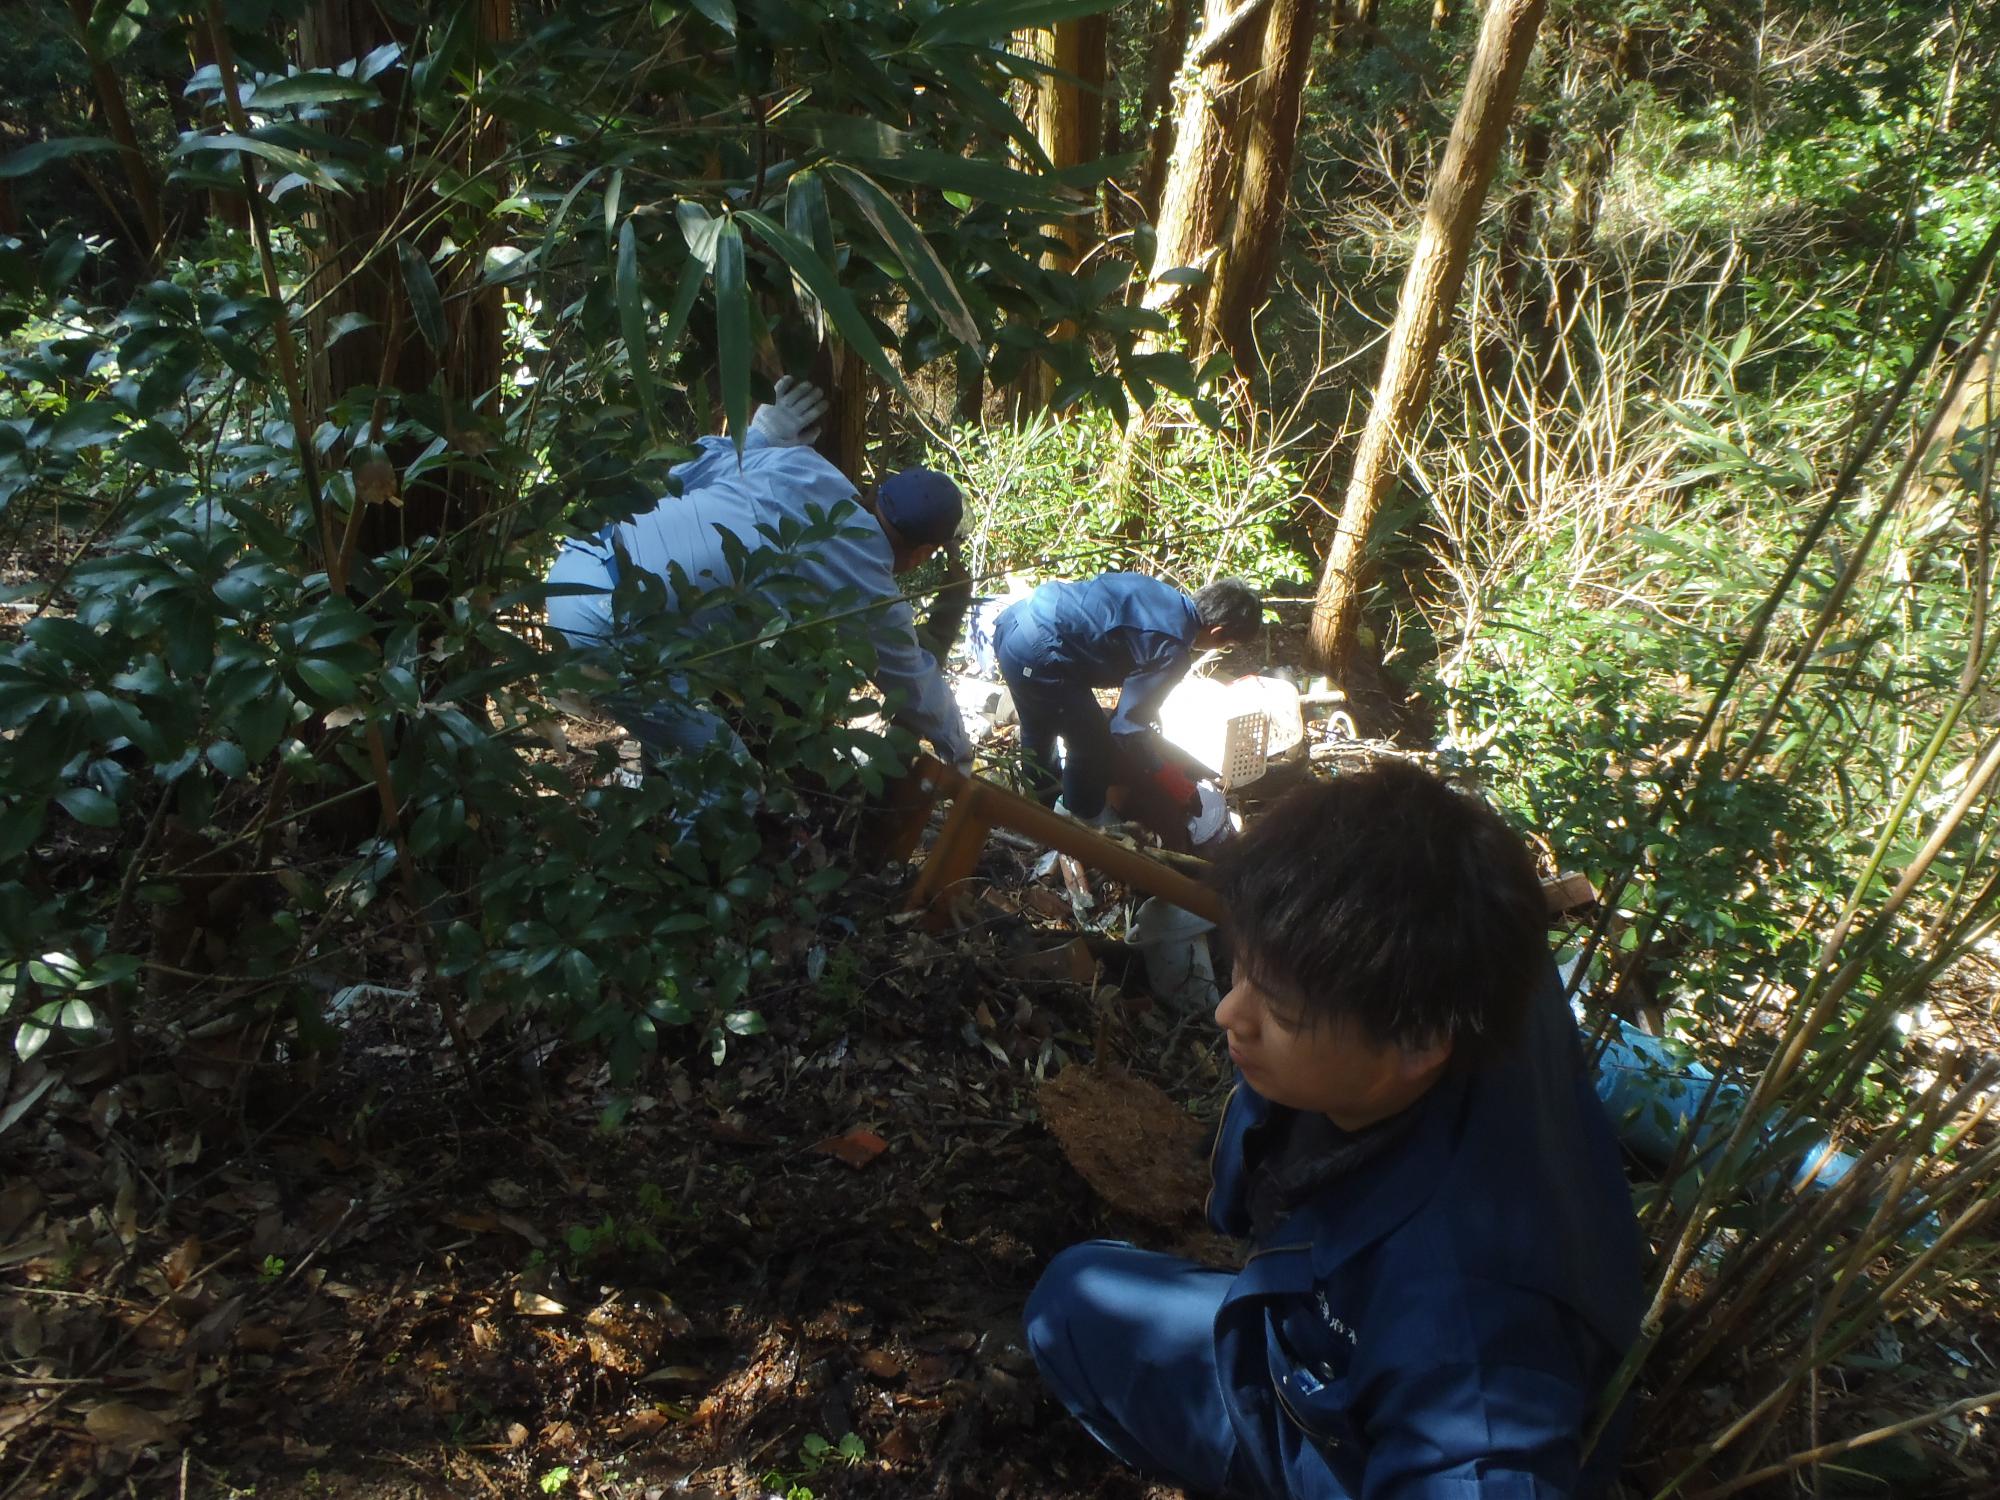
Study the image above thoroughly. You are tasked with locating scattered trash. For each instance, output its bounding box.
[1128,897,1221,1013]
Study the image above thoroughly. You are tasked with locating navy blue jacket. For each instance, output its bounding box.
[1207,968,1642,1499]
[995,573,1200,744]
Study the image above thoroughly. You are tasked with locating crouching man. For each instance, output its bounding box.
[1025,758,1643,1499]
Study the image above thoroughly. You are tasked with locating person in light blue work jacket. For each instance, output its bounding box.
[543,378,971,769]
[1026,758,1644,1500]
[993,573,1262,833]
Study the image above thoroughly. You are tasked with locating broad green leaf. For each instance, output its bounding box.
[714,221,750,451]
[206,741,249,779]
[52,401,126,450]
[826,165,981,349]
[737,210,908,397]
[122,423,188,472]
[248,72,380,109]
[175,133,344,193]
[86,0,147,57]
[296,658,358,706]
[785,170,837,263]
[56,786,118,828]
[0,138,122,180]
[616,219,662,444]
[395,239,447,355]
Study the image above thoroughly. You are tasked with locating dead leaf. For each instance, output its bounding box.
[162,1236,202,1290]
[1008,936,1097,985]
[486,1178,529,1208]
[355,455,399,506]
[0,1181,43,1239]
[605,1407,670,1441]
[84,1401,174,1451]
[907,1354,955,1392]
[235,1323,283,1354]
[811,1128,889,1170]
[857,1348,903,1380]
[877,1423,921,1463]
[513,1288,569,1318]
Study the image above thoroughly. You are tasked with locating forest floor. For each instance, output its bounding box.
[5,647,2000,1498]
[0,748,1257,1500]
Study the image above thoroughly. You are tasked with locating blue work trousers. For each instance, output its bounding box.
[1025,1241,1246,1497]
[995,626,1115,818]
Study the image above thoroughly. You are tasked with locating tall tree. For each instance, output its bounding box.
[1307,0,1547,670]
[1209,0,1320,377]
[1137,0,1193,219]
[1015,15,1110,410]
[1140,0,1319,373]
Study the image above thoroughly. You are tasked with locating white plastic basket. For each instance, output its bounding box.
[1159,679,1269,789]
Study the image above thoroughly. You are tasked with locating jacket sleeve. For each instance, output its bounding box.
[1108,634,1192,752]
[1353,1290,1594,1500]
[866,606,971,763]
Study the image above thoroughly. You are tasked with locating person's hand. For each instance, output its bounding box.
[748,375,830,447]
[952,750,976,780]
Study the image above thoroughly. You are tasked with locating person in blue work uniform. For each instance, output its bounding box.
[543,377,972,770]
[1025,758,1644,1500]
[993,572,1263,837]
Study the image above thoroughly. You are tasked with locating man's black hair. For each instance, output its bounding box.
[1193,578,1263,642]
[1213,757,1547,1062]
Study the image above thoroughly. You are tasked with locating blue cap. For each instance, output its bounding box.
[876,467,963,547]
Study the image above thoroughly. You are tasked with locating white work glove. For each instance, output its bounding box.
[748,375,829,448]
[952,750,976,779]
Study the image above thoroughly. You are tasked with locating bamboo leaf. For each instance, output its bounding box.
[714,221,751,452]
[853,150,1083,214]
[175,132,344,193]
[917,0,1116,46]
[678,200,723,269]
[825,165,981,351]
[685,0,737,35]
[247,72,381,109]
[657,250,707,368]
[0,138,122,180]
[736,210,908,398]
[394,239,447,355]
[617,219,663,444]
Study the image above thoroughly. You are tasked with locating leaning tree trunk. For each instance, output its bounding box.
[1308,0,1548,671]
[1207,0,1320,379]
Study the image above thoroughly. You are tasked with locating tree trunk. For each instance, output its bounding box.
[297,0,512,570]
[1307,0,1548,671]
[1207,0,1320,380]
[1139,0,1266,356]
[63,0,165,263]
[1138,0,1193,221]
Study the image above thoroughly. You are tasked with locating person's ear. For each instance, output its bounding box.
[1397,1035,1453,1081]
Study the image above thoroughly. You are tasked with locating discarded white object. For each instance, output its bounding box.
[1157,678,1269,789]
[1129,896,1220,1013]
[1187,784,1232,849]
